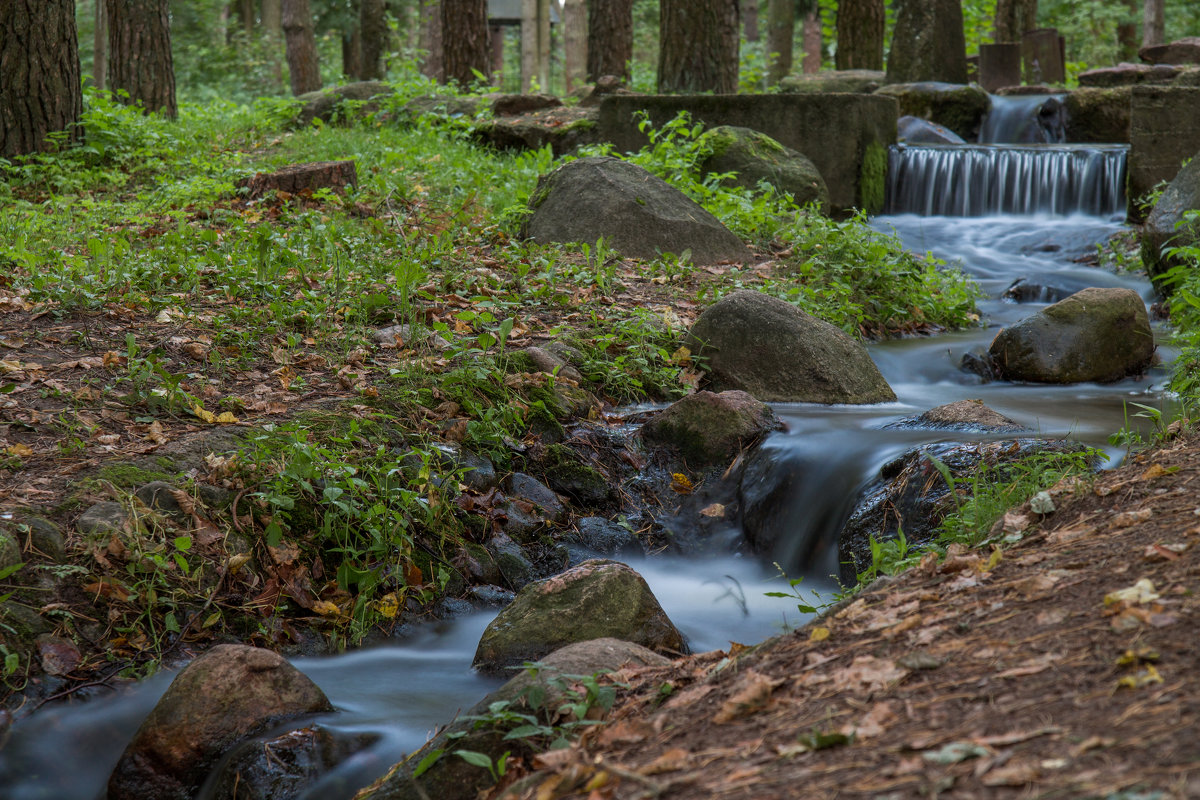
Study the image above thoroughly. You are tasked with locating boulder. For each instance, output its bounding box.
[1078,63,1180,88]
[1141,152,1200,286]
[883,399,1028,433]
[988,288,1154,384]
[19,516,66,562]
[520,157,752,266]
[1063,87,1132,144]
[76,501,132,537]
[1175,68,1200,87]
[134,481,186,518]
[472,106,600,156]
[107,645,333,800]
[837,440,1089,582]
[577,74,639,107]
[505,473,566,523]
[519,345,583,383]
[535,444,612,505]
[295,81,393,127]
[404,94,493,119]
[897,115,965,144]
[778,69,886,94]
[209,726,372,800]
[484,535,538,589]
[874,82,988,141]
[563,517,643,563]
[886,0,968,85]
[472,560,686,674]
[492,93,562,116]
[0,527,19,571]
[686,290,896,404]
[696,125,830,211]
[640,390,783,467]
[358,639,668,800]
[1139,37,1200,66]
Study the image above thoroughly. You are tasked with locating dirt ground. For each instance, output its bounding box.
[491,432,1200,800]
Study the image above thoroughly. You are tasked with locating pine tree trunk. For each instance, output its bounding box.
[0,0,82,157]
[742,0,759,42]
[282,0,321,94]
[94,0,108,90]
[343,27,363,79]
[658,0,740,94]
[239,0,256,35]
[1142,0,1164,48]
[441,0,489,87]
[563,0,587,92]
[836,0,884,70]
[994,0,1037,42]
[419,0,444,81]
[106,0,177,118]
[1116,0,1138,60]
[587,0,632,83]
[765,0,792,85]
[359,0,389,79]
[262,0,283,86]
[802,6,821,73]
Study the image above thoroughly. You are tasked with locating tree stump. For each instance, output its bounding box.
[239,160,358,199]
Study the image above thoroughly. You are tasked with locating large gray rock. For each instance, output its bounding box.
[1079,63,1180,88]
[874,82,988,141]
[472,559,686,674]
[778,69,886,94]
[886,0,968,86]
[520,157,751,266]
[641,390,783,467]
[357,639,668,800]
[1141,151,1200,286]
[1128,87,1200,222]
[988,288,1155,384]
[472,106,600,156]
[296,81,393,127]
[697,125,829,211]
[108,645,333,800]
[1140,37,1200,66]
[686,290,896,404]
[883,399,1028,433]
[0,527,19,571]
[1064,87,1132,143]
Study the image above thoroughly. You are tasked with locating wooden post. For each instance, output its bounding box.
[979,42,1022,91]
[1022,28,1065,85]
[520,0,550,92]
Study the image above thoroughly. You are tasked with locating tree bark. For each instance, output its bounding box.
[441,0,489,87]
[0,0,82,157]
[562,0,587,92]
[658,0,740,94]
[106,0,177,118]
[1142,0,1164,48]
[359,0,388,79]
[836,0,884,70]
[994,0,1037,42]
[238,0,256,35]
[765,0,793,85]
[283,0,321,94]
[94,0,108,90]
[802,6,821,73]
[342,26,363,79]
[587,0,633,83]
[742,0,759,42]
[262,0,283,85]
[1116,0,1138,61]
[419,0,443,80]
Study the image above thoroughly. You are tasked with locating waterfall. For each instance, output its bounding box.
[979,94,1068,144]
[885,144,1128,217]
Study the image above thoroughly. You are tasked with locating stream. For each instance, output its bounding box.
[0,138,1178,799]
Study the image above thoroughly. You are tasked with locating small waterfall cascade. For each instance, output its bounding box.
[979,94,1067,144]
[885,143,1128,217]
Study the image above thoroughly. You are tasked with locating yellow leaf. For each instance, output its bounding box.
[214,411,238,424]
[191,404,216,424]
[809,626,831,642]
[312,600,342,618]
[1116,664,1163,689]
[670,473,693,494]
[377,592,400,619]
[669,346,692,366]
[1104,578,1159,606]
[6,443,33,457]
[983,547,1003,572]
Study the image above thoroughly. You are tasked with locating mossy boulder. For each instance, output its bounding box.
[403,93,493,120]
[778,69,886,94]
[296,81,394,127]
[874,82,988,141]
[988,288,1155,384]
[1141,151,1200,286]
[472,560,686,674]
[641,390,783,467]
[1064,87,1132,143]
[697,126,829,212]
[520,157,752,266]
[686,290,896,404]
[0,527,19,571]
[537,444,612,505]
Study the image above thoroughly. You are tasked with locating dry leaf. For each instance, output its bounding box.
[809,626,830,642]
[849,701,897,739]
[146,420,168,445]
[712,671,783,723]
[1111,509,1153,528]
[830,656,907,693]
[699,503,725,518]
[1103,578,1159,606]
[641,748,691,775]
[312,600,342,618]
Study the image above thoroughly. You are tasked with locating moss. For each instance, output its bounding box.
[90,461,177,489]
[859,140,888,215]
[540,444,610,505]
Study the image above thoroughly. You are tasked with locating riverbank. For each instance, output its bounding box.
[487,428,1200,800]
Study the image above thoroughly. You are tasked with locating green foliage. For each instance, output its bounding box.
[1161,211,1200,403]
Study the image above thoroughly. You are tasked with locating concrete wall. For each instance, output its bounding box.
[597,93,899,215]
[1128,86,1200,220]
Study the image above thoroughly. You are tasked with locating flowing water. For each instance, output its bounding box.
[1,126,1175,800]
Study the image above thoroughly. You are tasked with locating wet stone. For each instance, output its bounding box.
[75,502,130,537]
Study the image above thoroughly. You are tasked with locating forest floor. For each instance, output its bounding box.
[490,431,1200,800]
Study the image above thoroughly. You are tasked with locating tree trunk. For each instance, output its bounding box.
[887,0,967,83]
[562,0,587,92]
[658,0,739,94]
[520,0,551,91]
[802,6,821,73]
[359,0,388,79]
[0,0,82,157]
[1142,0,1164,48]
[994,0,1037,42]
[106,0,176,118]
[342,27,363,79]
[587,0,632,83]
[1116,0,1138,61]
[239,0,256,35]
[94,0,108,90]
[441,0,489,87]
[742,0,759,42]
[419,0,444,80]
[282,0,321,94]
[836,0,884,70]
[262,0,283,86]
[765,0,792,85]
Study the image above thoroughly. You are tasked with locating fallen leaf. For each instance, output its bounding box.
[923,742,991,765]
[712,671,783,723]
[829,656,907,693]
[699,503,725,518]
[1103,578,1159,606]
[1138,463,1170,481]
[5,443,33,457]
[849,701,896,738]
[981,760,1040,786]
[377,592,400,619]
[146,420,168,445]
[670,473,693,494]
[1111,509,1153,528]
[641,748,691,775]
[809,626,830,642]
[1116,664,1163,689]
[312,600,342,618]
[1143,542,1188,562]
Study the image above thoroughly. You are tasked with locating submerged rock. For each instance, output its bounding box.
[687,290,896,404]
[209,726,373,800]
[988,287,1155,383]
[641,389,783,467]
[883,399,1029,433]
[696,125,829,211]
[875,82,987,140]
[108,645,332,800]
[520,156,752,266]
[472,559,686,674]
